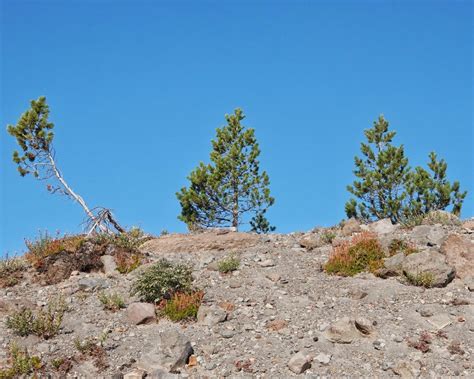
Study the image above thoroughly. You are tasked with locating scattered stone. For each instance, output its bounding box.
[324,317,361,343]
[299,235,322,250]
[315,353,331,365]
[354,317,374,335]
[197,305,227,327]
[288,351,311,374]
[123,369,146,379]
[418,307,434,317]
[259,259,275,268]
[373,339,386,350]
[127,302,156,325]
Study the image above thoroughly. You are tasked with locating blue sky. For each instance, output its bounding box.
[1,0,472,255]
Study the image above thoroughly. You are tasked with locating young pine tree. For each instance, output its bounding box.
[346,115,467,224]
[177,108,275,232]
[7,96,123,234]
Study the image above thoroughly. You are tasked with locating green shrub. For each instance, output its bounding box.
[131,259,193,303]
[6,297,67,339]
[98,292,125,311]
[0,343,42,378]
[162,291,204,321]
[324,232,385,276]
[388,239,418,256]
[321,230,337,244]
[404,271,435,288]
[217,255,240,273]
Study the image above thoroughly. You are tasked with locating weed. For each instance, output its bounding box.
[161,291,204,321]
[388,239,418,256]
[98,292,125,311]
[324,232,385,276]
[404,271,435,288]
[217,255,240,273]
[5,297,67,339]
[0,343,42,378]
[131,259,193,303]
[0,256,28,288]
[321,230,337,244]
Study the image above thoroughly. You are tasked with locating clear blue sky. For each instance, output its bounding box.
[1,0,472,255]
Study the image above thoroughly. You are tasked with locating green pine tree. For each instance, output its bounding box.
[177,108,275,231]
[346,115,466,224]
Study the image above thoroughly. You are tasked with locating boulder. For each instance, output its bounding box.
[422,210,461,226]
[410,225,446,247]
[323,317,361,343]
[401,251,455,287]
[123,369,146,379]
[368,218,398,235]
[100,255,118,276]
[197,305,227,327]
[462,219,474,231]
[379,253,406,277]
[440,234,474,279]
[299,235,322,250]
[342,218,361,236]
[138,329,193,373]
[127,302,156,325]
[288,351,311,374]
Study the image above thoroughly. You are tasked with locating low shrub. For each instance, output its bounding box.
[324,232,385,276]
[404,271,435,288]
[0,256,28,288]
[217,255,240,273]
[388,239,418,256]
[0,343,42,378]
[115,250,142,274]
[5,297,67,339]
[98,292,125,311]
[162,291,204,321]
[131,259,193,303]
[321,230,337,244]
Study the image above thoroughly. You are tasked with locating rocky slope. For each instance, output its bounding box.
[0,215,473,378]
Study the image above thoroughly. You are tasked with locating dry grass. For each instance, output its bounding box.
[161,291,204,322]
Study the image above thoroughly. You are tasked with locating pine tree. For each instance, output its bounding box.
[346,115,466,224]
[177,108,275,231]
[7,96,124,234]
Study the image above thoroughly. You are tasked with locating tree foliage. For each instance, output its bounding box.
[177,108,275,231]
[346,116,466,224]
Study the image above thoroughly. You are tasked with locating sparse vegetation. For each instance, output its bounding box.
[5,297,67,339]
[0,256,28,287]
[324,232,385,276]
[321,230,337,244]
[407,331,432,353]
[404,271,435,288]
[74,337,108,370]
[388,239,418,256]
[161,291,204,321]
[0,343,42,378]
[98,292,126,311]
[115,251,142,274]
[217,255,240,273]
[131,259,193,303]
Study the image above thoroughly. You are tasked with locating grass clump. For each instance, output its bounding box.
[0,256,28,288]
[98,292,125,311]
[5,297,67,339]
[388,239,418,256]
[217,255,240,273]
[321,230,337,244]
[324,232,385,276]
[161,291,204,322]
[0,343,42,379]
[404,271,435,288]
[131,259,193,303]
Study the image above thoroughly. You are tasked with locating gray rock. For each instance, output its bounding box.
[259,259,275,267]
[127,302,156,325]
[418,306,434,317]
[288,351,311,374]
[402,251,455,287]
[381,253,406,277]
[315,352,331,365]
[101,255,118,276]
[138,329,193,372]
[369,218,398,235]
[373,339,386,350]
[342,218,361,236]
[78,277,109,291]
[354,317,374,335]
[123,369,146,379]
[410,225,446,247]
[197,305,227,327]
[324,317,361,343]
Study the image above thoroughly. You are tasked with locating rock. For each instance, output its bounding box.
[266,272,281,282]
[369,218,398,235]
[410,225,446,247]
[123,369,146,379]
[148,368,180,378]
[462,219,474,231]
[315,353,331,365]
[342,218,361,236]
[440,234,474,279]
[418,307,434,317]
[288,351,311,374]
[426,313,452,330]
[127,302,156,325]
[101,255,118,276]
[464,276,474,292]
[373,339,386,350]
[324,317,361,343]
[401,251,455,287]
[138,329,193,372]
[422,210,461,226]
[299,235,322,250]
[392,361,421,378]
[78,277,109,291]
[380,253,406,277]
[354,317,374,335]
[197,305,227,327]
[259,259,275,268]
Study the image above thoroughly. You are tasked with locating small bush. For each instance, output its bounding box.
[324,232,385,276]
[217,255,240,273]
[404,271,435,288]
[98,292,125,311]
[0,343,42,378]
[388,239,418,256]
[321,230,337,244]
[131,259,193,303]
[6,297,67,339]
[115,251,142,274]
[162,291,204,321]
[0,256,28,288]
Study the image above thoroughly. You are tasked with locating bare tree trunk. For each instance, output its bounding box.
[232,184,239,231]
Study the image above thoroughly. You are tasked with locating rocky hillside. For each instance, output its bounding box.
[0,213,473,378]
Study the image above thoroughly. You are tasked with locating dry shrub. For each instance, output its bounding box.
[324,232,385,276]
[161,291,204,322]
[114,249,143,274]
[0,256,28,288]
